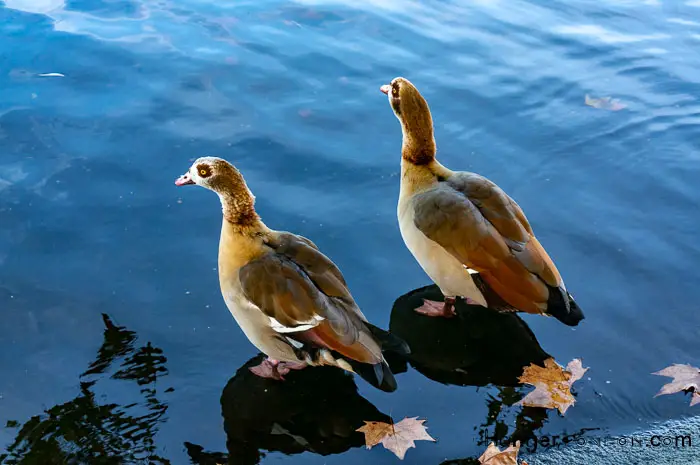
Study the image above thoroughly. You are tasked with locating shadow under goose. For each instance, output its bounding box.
[387,285,551,387]
[386,286,594,461]
[185,353,391,465]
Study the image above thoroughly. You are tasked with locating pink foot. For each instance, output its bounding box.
[414,297,457,318]
[249,358,307,380]
[276,361,308,376]
[249,358,284,380]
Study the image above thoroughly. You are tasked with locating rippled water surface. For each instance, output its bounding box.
[2,0,700,463]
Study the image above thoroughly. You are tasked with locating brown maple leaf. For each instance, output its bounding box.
[356,417,435,459]
[478,441,528,464]
[516,358,588,414]
[653,364,700,407]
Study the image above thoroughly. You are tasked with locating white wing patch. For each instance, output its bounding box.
[269,314,324,333]
[284,337,305,349]
[463,265,479,275]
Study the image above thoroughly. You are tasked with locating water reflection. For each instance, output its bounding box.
[389,285,596,462]
[388,285,551,387]
[1,314,171,464]
[476,386,548,451]
[388,284,548,459]
[185,353,391,465]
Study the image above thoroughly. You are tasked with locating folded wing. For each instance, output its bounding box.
[238,233,382,364]
[412,172,566,315]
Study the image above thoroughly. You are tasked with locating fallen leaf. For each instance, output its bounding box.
[516,358,588,414]
[653,364,700,406]
[585,94,626,111]
[478,441,528,464]
[356,417,435,460]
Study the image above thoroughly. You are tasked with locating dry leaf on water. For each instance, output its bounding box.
[516,357,588,414]
[356,417,435,459]
[478,441,528,465]
[585,94,627,111]
[653,364,700,406]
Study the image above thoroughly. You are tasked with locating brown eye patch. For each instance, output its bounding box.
[390,84,402,115]
[196,163,212,178]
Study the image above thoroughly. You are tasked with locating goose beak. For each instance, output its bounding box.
[175,172,195,186]
[380,84,391,95]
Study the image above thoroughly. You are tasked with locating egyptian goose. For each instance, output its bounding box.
[175,157,407,391]
[379,78,584,326]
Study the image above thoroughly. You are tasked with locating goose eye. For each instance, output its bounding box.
[392,85,399,97]
[196,164,211,178]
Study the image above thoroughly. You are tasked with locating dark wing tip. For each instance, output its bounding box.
[365,323,411,356]
[546,287,585,326]
[347,359,398,392]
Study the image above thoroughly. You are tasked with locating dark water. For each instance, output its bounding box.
[2,0,700,463]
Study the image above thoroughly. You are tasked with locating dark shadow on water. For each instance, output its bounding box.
[387,284,551,387]
[0,292,593,465]
[388,285,594,462]
[0,314,172,464]
[184,353,391,465]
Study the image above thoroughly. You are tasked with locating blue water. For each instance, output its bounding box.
[2,0,700,463]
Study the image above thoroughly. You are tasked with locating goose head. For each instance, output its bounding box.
[380,77,436,164]
[175,156,258,225]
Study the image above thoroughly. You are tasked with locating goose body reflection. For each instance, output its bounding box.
[175,157,408,391]
[379,78,584,326]
[386,285,579,459]
[185,353,391,465]
[388,285,550,387]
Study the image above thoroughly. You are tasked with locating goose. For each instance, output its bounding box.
[379,77,584,326]
[175,157,408,391]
